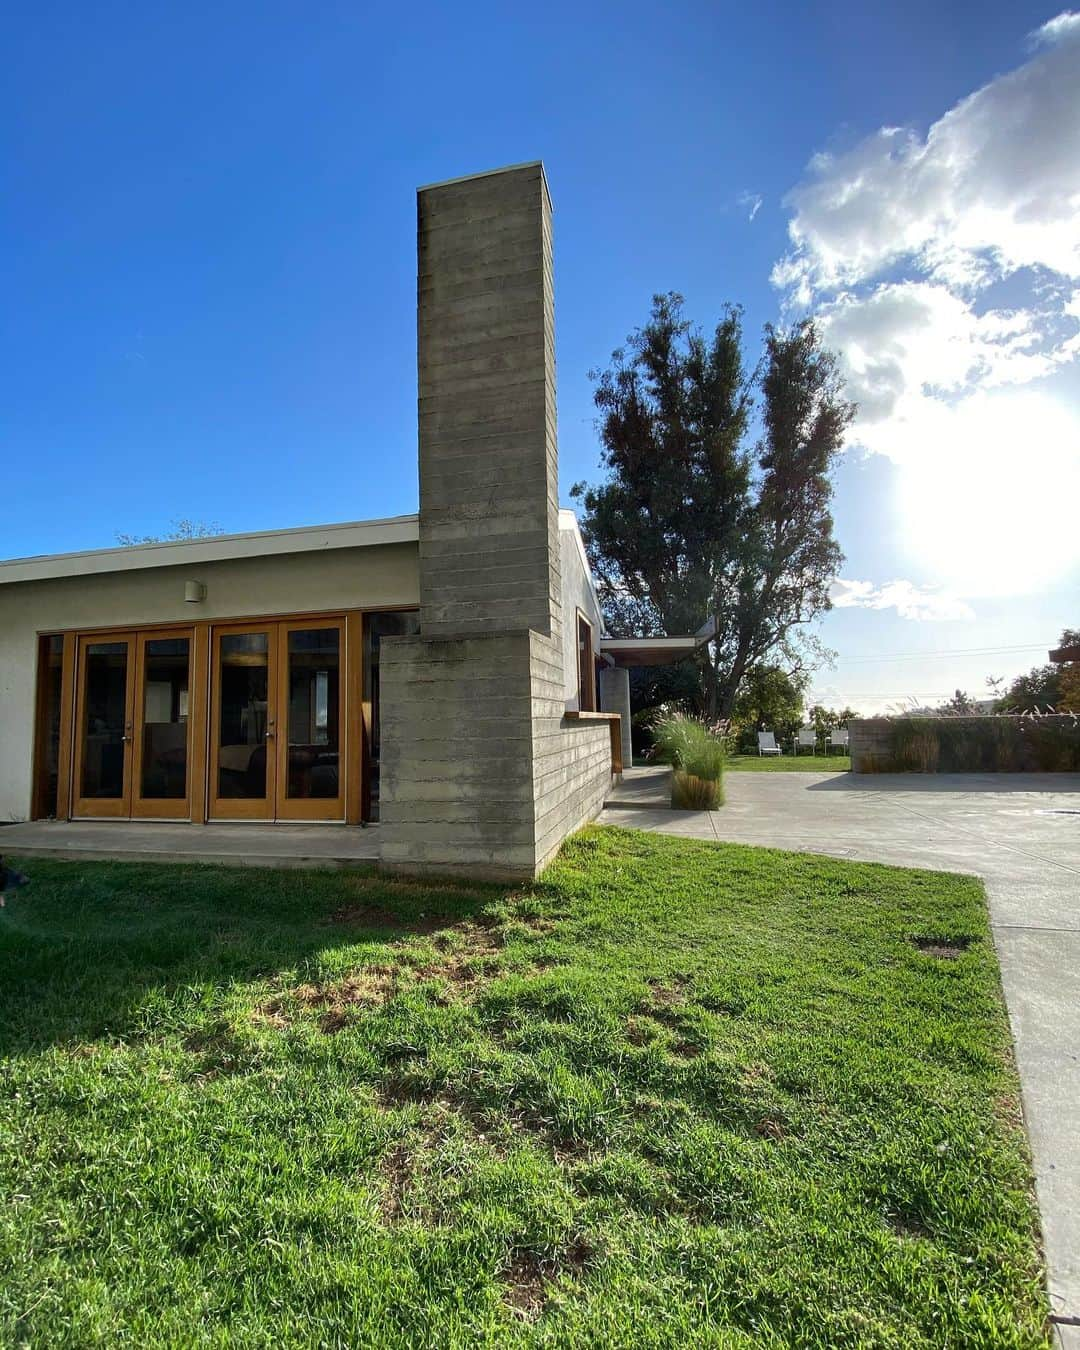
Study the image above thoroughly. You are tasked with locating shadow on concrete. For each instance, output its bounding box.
[805,772,1080,794]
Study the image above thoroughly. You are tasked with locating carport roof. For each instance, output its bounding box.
[600,636,700,667]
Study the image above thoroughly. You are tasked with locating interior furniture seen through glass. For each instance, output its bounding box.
[286,627,340,799]
[140,637,190,800]
[81,642,129,799]
[217,633,269,799]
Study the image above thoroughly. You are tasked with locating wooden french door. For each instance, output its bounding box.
[72,628,194,819]
[208,617,345,821]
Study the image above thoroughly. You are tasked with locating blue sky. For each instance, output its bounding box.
[4,1,1078,711]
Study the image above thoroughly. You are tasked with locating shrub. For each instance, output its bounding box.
[651,713,726,807]
[877,715,1080,774]
[672,771,724,809]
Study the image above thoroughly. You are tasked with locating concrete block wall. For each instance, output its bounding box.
[849,719,893,772]
[416,163,561,644]
[530,631,612,869]
[378,632,540,877]
[379,162,614,879]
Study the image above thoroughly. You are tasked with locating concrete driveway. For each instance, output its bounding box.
[601,769,1080,1343]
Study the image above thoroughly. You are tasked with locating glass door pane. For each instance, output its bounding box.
[33,636,65,819]
[136,636,190,807]
[284,627,341,800]
[75,638,133,815]
[216,632,271,802]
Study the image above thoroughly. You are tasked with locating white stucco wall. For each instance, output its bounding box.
[558,512,604,710]
[0,542,419,821]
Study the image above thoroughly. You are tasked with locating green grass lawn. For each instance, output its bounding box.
[0,832,1048,1347]
[727,752,849,772]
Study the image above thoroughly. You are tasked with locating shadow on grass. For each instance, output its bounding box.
[0,857,510,1056]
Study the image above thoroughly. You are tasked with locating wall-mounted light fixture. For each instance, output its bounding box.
[184,580,206,603]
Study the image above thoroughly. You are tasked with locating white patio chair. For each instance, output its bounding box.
[795,726,817,755]
[757,731,782,756]
[827,727,849,755]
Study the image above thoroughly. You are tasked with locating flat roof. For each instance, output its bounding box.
[600,636,699,668]
[0,514,421,586]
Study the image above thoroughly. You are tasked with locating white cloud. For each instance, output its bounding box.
[773,13,1080,297]
[737,190,763,222]
[830,578,976,622]
[773,13,1080,596]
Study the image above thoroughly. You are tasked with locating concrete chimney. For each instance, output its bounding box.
[377,163,612,879]
[416,162,561,642]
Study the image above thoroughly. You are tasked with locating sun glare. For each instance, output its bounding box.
[897,392,1080,597]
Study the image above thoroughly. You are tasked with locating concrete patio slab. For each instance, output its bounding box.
[600,770,1080,1339]
[0,819,380,869]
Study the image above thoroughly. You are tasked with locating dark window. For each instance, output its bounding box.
[363,611,421,819]
[577,613,596,711]
[33,636,65,818]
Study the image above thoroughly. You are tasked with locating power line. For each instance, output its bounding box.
[833,643,1049,666]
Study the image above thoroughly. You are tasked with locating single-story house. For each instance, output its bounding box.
[0,162,697,879]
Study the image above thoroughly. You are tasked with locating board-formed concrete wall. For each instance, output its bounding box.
[378,162,613,879]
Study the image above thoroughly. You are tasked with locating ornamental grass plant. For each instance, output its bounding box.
[651,712,726,808]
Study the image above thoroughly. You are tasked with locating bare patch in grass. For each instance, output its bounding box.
[912,936,975,960]
[379,1073,441,1109]
[501,1239,592,1319]
[755,1116,786,1141]
[261,965,400,1033]
[889,1212,931,1241]
[670,1039,701,1060]
[739,1060,775,1088]
[625,1017,654,1047]
[645,975,691,1008]
[380,1142,410,1221]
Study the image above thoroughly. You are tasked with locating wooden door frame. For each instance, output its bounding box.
[43,604,386,824]
[130,626,196,821]
[274,616,347,822]
[207,621,278,821]
[71,632,136,819]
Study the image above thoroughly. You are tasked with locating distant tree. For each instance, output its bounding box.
[994,666,1062,714]
[572,293,853,720]
[807,703,858,735]
[994,627,1080,712]
[936,689,980,716]
[730,664,808,749]
[116,519,224,547]
[1058,628,1080,712]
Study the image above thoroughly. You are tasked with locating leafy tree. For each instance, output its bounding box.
[994,627,1080,712]
[995,667,1061,714]
[116,519,224,547]
[573,293,852,718]
[935,689,981,716]
[807,703,858,735]
[1058,628,1080,712]
[730,664,808,750]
